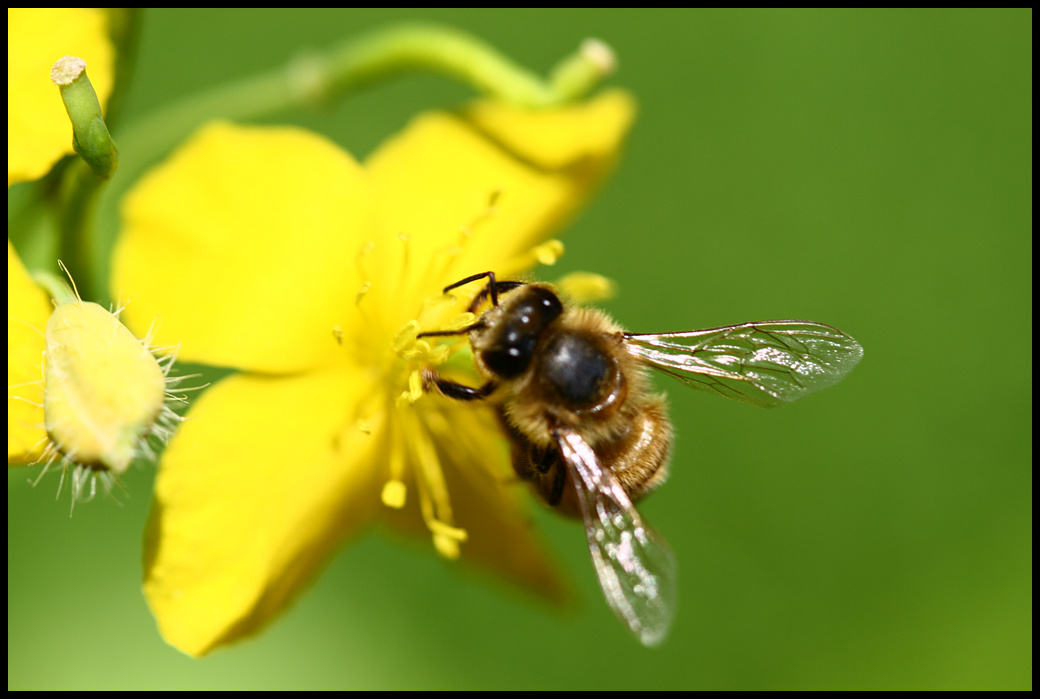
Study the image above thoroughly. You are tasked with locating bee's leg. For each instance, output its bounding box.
[528,444,566,507]
[417,325,483,339]
[421,367,497,401]
[545,457,567,507]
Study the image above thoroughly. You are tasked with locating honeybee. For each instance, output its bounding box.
[418,271,863,647]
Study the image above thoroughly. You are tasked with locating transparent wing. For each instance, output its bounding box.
[555,428,677,647]
[625,320,863,408]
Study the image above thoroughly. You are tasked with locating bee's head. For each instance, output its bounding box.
[472,284,563,379]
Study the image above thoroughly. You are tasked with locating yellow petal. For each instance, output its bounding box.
[361,93,635,323]
[8,8,115,185]
[144,365,384,657]
[383,400,570,605]
[114,122,377,373]
[7,241,51,462]
[465,88,637,170]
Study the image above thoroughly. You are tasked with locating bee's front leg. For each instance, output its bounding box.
[421,367,497,402]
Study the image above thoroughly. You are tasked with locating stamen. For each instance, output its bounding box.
[500,239,565,278]
[381,479,407,509]
[458,189,502,241]
[412,190,505,303]
[401,408,468,560]
[355,240,375,280]
[403,370,423,404]
[534,239,565,265]
[381,429,408,508]
[431,521,469,560]
[351,241,376,326]
[355,281,371,306]
[555,271,617,303]
[443,312,477,332]
[392,321,421,353]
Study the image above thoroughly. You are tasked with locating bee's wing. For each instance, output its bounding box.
[555,428,677,647]
[625,320,863,408]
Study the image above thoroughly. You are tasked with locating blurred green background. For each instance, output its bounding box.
[8,9,1030,690]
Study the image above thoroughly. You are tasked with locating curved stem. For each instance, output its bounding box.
[89,24,615,305]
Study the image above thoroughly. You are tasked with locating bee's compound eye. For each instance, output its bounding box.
[481,287,563,379]
[514,287,563,328]
[483,344,530,378]
[540,333,614,407]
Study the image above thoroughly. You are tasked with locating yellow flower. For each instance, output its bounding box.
[7,8,114,185]
[8,241,52,462]
[112,90,635,656]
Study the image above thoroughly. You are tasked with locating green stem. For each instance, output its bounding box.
[53,56,119,179]
[322,23,606,107]
[88,23,615,306]
[117,23,614,185]
[51,56,121,295]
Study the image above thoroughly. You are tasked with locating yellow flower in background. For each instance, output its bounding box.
[113,90,635,656]
[7,8,114,185]
[8,241,52,462]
